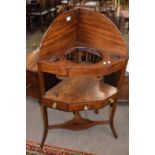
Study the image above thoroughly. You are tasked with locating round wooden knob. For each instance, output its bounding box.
[109,98,114,103]
[84,105,89,111]
[52,102,57,108]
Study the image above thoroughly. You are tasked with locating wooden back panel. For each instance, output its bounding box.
[78,9,128,56]
[39,8,127,59]
[39,9,80,58]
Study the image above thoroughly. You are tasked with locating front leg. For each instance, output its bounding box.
[40,106,48,148]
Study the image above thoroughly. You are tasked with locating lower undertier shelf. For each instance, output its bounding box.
[48,112,110,131]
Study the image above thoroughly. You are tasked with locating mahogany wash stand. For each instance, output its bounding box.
[36,8,128,148]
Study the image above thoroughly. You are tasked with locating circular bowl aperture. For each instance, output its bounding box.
[65,47,102,64]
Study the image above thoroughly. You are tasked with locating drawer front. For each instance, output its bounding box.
[42,98,69,111]
[42,99,108,112]
[26,71,40,98]
[68,101,107,111]
[68,95,117,112]
[42,95,118,112]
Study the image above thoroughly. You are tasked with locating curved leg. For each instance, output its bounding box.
[110,121,118,138]
[40,129,48,149]
[110,101,118,138]
[40,106,48,148]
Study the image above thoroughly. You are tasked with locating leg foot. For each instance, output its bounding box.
[40,106,48,148]
[40,129,48,148]
[110,122,118,138]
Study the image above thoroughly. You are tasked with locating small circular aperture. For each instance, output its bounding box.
[65,47,102,64]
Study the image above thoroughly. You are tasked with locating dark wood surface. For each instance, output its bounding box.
[26,70,40,98]
[26,51,40,98]
[26,51,60,99]
[118,76,129,100]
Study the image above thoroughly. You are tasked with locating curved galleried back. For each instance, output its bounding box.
[39,8,128,58]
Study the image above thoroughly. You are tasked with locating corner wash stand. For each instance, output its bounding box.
[36,8,128,148]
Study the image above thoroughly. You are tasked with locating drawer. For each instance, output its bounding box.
[68,102,104,111]
[68,94,118,112]
[42,98,69,111]
[42,98,108,112]
[42,95,117,112]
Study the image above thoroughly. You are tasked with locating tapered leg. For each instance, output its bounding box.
[40,106,48,148]
[109,101,118,138]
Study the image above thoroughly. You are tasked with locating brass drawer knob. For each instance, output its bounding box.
[84,105,89,111]
[52,102,57,108]
[109,98,114,104]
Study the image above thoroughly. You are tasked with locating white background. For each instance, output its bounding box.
[0,0,155,154]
